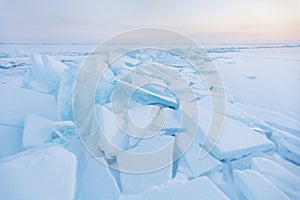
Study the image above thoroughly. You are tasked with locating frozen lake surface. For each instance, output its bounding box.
[0,43,299,199]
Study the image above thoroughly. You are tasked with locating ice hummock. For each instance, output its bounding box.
[23,54,68,96]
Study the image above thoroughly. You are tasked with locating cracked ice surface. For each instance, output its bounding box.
[0,43,300,199]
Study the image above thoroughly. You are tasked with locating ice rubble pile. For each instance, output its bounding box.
[0,51,299,200]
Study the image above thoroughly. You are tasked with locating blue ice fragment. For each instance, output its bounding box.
[131,83,179,110]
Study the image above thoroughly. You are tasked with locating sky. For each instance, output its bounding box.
[0,0,300,43]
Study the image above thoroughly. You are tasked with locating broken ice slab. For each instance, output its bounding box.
[208,172,243,200]
[95,73,117,105]
[23,115,54,148]
[56,66,78,120]
[223,102,272,135]
[251,157,300,199]
[77,157,120,200]
[0,124,23,159]
[174,138,223,179]
[23,54,68,96]
[96,102,181,158]
[196,100,276,160]
[230,151,265,171]
[206,115,274,160]
[0,85,56,127]
[151,49,191,68]
[124,56,142,67]
[121,176,229,200]
[95,66,116,105]
[64,136,88,176]
[267,154,300,178]
[199,97,272,136]
[235,102,300,136]
[118,81,179,110]
[57,64,115,120]
[23,115,76,148]
[233,169,289,200]
[0,145,76,200]
[270,128,300,165]
[96,105,130,158]
[114,136,174,194]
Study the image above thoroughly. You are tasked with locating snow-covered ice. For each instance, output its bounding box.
[0,124,23,158]
[251,157,300,199]
[23,115,54,147]
[0,145,76,200]
[77,157,120,200]
[115,136,174,194]
[121,176,229,200]
[175,140,223,179]
[233,169,290,200]
[209,116,274,160]
[0,85,56,126]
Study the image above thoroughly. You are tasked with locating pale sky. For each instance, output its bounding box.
[0,0,299,43]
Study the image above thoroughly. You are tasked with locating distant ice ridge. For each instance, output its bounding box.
[0,47,299,200]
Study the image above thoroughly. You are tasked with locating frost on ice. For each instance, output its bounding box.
[0,43,300,200]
